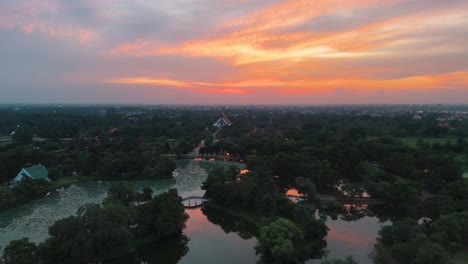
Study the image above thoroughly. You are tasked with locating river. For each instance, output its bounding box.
[0,160,389,263]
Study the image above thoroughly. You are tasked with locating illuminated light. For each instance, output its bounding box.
[273,175,280,180]
[240,169,250,175]
[286,189,303,197]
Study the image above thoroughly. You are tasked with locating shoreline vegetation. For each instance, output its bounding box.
[1,185,189,264]
[0,159,176,211]
[0,158,245,211]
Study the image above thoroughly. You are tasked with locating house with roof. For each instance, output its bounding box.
[13,164,50,184]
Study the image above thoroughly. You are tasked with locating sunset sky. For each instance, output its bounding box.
[1,0,468,104]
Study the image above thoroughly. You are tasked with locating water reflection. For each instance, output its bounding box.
[178,208,258,264]
[106,235,189,264]
[201,206,258,239]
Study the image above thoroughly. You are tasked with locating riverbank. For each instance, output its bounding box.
[0,177,91,211]
[0,175,160,211]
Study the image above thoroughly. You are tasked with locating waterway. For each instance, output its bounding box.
[0,160,390,263]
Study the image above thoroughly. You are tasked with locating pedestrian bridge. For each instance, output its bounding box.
[181,196,210,209]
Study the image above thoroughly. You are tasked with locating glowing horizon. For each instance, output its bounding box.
[1,0,468,104]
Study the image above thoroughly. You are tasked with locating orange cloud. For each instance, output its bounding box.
[107,77,254,94]
[106,0,467,70]
[106,39,151,56]
[107,70,468,96]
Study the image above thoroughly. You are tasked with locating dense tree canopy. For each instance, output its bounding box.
[256,218,304,263]
[1,186,188,263]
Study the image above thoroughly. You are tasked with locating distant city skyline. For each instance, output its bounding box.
[1,0,468,104]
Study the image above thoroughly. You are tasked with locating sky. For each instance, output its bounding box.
[1,0,468,105]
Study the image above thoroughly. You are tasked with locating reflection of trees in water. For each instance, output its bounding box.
[105,235,189,264]
[319,203,407,223]
[203,206,328,263]
[202,206,258,239]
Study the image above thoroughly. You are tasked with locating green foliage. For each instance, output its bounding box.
[0,186,14,202]
[321,256,358,264]
[141,187,153,202]
[354,161,385,182]
[385,152,417,179]
[375,212,466,264]
[103,183,138,207]
[2,188,189,263]
[12,129,33,143]
[308,160,338,191]
[256,218,303,263]
[2,238,38,264]
[373,179,420,203]
[136,189,188,239]
[440,179,468,201]
[292,204,328,242]
[13,178,50,202]
[433,214,462,243]
[147,157,176,179]
[296,177,317,200]
[39,204,133,263]
[413,242,451,264]
[378,218,422,246]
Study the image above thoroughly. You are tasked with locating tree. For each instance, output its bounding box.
[12,129,33,143]
[13,178,50,202]
[384,152,417,179]
[293,204,328,241]
[271,152,296,179]
[354,161,385,182]
[0,186,14,203]
[296,178,316,197]
[378,218,422,246]
[321,256,358,264]
[433,214,462,244]
[374,180,420,203]
[2,238,38,264]
[140,187,153,202]
[310,160,338,191]
[103,183,137,207]
[296,177,319,204]
[136,189,188,239]
[39,204,133,263]
[256,218,303,263]
[413,242,451,264]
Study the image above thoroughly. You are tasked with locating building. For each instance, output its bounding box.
[213,113,232,128]
[13,164,50,184]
